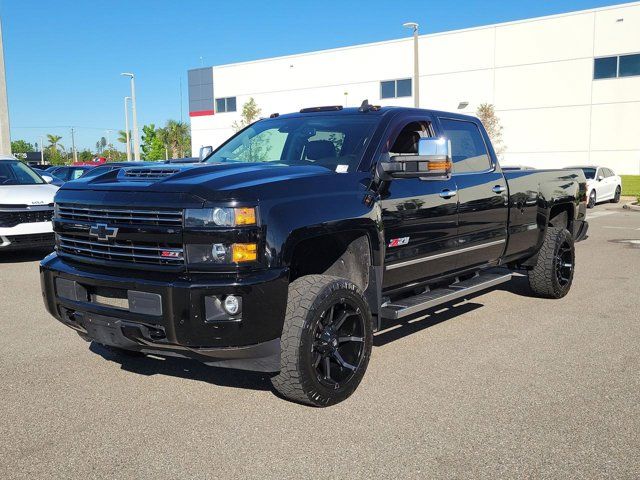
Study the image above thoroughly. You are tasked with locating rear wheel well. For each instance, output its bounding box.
[289,232,371,292]
[548,204,574,231]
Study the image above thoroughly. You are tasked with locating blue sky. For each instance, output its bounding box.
[0,0,627,150]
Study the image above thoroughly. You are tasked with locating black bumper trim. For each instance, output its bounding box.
[67,310,281,372]
[575,220,589,242]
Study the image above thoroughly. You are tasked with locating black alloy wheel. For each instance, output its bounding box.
[312,299,366,388]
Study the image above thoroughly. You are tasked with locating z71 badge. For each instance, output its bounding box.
[388,237,409,247]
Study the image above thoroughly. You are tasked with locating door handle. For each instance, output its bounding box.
[492,185,506,194]
[439,189,457,198]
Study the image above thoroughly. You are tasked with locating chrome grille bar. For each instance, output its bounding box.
[57,234,184,265]
[56,204,182,227]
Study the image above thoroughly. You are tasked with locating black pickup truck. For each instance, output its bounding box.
[41,104,588,406]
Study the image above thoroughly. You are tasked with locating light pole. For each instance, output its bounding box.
[0,17,11,154]
[403,22,420,108]
[121,73,140,160]
[123,96,132,161]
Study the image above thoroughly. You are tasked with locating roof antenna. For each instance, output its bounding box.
[358,99,370,112]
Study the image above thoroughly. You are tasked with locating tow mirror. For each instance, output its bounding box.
[380,137,452,180]
[199,145,214,161]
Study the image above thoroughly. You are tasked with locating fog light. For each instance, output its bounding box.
[223,295,241,315]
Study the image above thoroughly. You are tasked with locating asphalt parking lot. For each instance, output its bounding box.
[1,202,639,479]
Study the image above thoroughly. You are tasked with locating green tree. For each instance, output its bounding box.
[141,124,166,160]
[476,103,505,156]
[159,120,190,158]
[11,139,34,154]
[230,98,270,162]
[78,150,93,162]
[232,97,261,132]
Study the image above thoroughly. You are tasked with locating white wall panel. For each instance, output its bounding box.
[594,4,640,56]
[590,150,640,175]
[592,76,640,103]
[421,70,494,111]
[499,106,591,153]
[494,59,592,110]
[420,28,495,75]
[590,102,640,151]
[495,13,594,67]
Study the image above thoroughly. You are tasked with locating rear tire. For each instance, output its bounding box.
[528,227,575,299]
[271,275,373,407]
[587,190,596,208]
[611,186,621,203]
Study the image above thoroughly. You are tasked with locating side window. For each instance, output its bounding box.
[388,121,432,156]
[438,118,491,173]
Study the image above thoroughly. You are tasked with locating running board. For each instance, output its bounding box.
[380,271,512,320]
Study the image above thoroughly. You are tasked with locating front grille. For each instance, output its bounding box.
[57,233,184,266]
[5,233,55,246]
[123,168,181,179]
[0,208,54,228]
[56,204,183,227]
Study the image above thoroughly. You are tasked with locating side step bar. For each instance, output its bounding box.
[380,271,512,320]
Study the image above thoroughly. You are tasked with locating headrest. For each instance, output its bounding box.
[305,140,337,160]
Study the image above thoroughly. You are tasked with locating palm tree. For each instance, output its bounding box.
[47,134,62,151]
[117,130,131,144]
[162,120,190,158]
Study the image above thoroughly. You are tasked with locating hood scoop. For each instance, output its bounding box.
[121,167,182,180]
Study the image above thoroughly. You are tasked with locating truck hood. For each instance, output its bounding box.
[60,162,335,199]
[0,184,58,206]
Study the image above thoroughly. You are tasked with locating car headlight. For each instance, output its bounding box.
[184,207,256,227]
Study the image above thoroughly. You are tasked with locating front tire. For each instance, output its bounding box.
[611,186,621,203]
[271,275,373,407]
[587,190,596,208]
[528,227,575,299]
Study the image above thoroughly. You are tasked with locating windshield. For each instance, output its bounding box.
[206,115,379,172]
[0,161,45,185]
[581,168,596,179]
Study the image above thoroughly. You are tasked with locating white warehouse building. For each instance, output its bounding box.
[189,1,640,174]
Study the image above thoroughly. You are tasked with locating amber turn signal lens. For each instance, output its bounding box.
[232,243,257,263]
[234,207,256,226]
[427,161,452,171]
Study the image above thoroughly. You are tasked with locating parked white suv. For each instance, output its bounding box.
[569,165,622,208]
[0,156,59,251]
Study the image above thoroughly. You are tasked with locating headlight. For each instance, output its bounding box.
[186,243,258,265]
[184,207,256,227]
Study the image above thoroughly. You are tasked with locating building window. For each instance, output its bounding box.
[380,78,412,99]
[619,53,640,77]
[594,57,617,79]
[215,97,237,113]
[594,54,640,79]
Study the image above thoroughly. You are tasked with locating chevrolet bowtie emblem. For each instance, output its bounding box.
[89,223,118,241]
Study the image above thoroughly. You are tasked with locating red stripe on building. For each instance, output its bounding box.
[189,110,215,117]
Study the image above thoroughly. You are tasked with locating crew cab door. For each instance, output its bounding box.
[436,117,508,270]
[380,118,459,289]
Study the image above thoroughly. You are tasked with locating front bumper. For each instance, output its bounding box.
[0,221,54,250]
[40,253,289,372]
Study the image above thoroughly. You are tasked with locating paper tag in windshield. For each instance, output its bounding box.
[335,165,348,173]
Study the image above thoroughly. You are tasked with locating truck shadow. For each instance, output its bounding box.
[0,249,52,264]
[374,301,484,347]
[494,274,532,297]
[89,342,273,391]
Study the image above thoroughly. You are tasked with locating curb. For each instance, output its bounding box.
[622,202,640,211]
